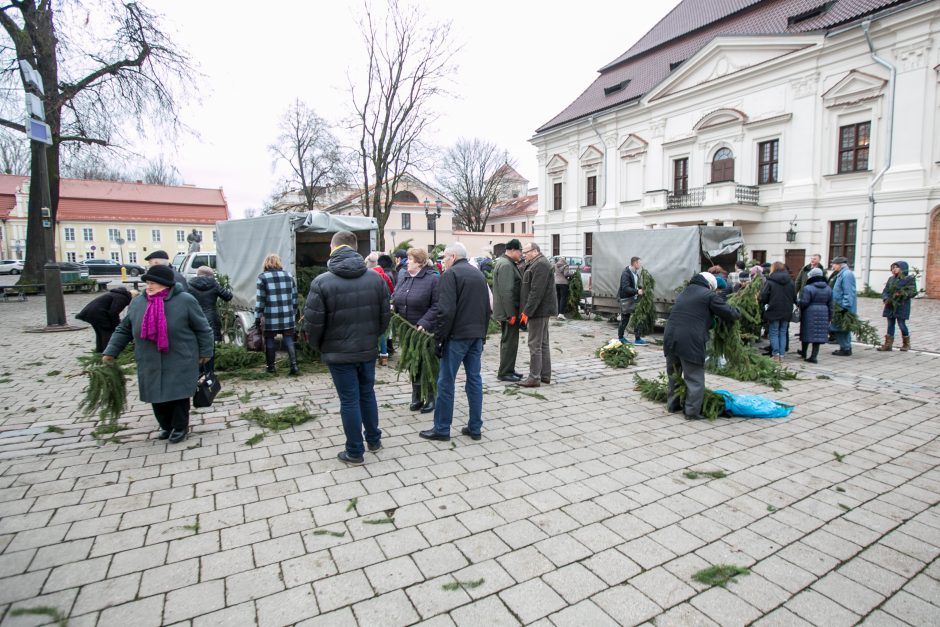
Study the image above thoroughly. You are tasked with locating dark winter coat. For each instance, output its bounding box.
[618,266,641,300]
[103,284,214,404]
[393,267,439,330]
[76,287,132,330]
[798,276,833,344]
[302,246,390,365]
[188,276,233,342]
[759,270,796,322]
[434,258,491,343]
[663,275,741,365]
[491,254,521,322]
[520,253,557,319]
[881,261,916,320]
[795,263,827,296]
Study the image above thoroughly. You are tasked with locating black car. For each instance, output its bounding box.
[80,259,145,276]
[58,261,90,278]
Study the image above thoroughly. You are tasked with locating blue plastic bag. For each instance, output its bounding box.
[713,389,793,418]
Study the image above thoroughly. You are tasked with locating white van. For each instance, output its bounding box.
[178,251,217,279]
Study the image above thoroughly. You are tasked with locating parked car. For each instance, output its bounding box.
[178,251,216,280]
[172,252,187,271]
[80,258,145,276]
[58,261,90,279]
[0,259,24,275]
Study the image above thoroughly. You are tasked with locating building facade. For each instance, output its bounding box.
[530,0,940,294]
[0,176,229,263]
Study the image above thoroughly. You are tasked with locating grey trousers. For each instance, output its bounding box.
[498,321,520,377]
[526,316,551,381]
[665,353,705,418]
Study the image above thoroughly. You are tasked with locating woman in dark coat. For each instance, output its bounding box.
[188,267,233,343]
[392,247,439,413]
[103,265,214,443]
[76,287,134,353]
[797,267,832,363]
[759,261,796,362]
[877,260,917,352]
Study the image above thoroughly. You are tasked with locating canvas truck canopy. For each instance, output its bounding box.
[217,212,377,311]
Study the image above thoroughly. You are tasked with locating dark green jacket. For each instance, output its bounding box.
[491,254,521,322]
[104,284,214,403]
[520,253,557,318]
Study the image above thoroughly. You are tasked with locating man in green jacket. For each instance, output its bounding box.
[517,242,557,387]
[492,239,524,382]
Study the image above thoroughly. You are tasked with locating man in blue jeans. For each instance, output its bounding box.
[420,242,492,442]
[303,231,390,464]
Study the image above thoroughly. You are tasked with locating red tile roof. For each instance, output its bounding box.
[0,175,229,225]
[537,0,914,133]
[488,194,539,220]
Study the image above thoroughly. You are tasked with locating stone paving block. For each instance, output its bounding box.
[860,544,924,578]
[412,543,470,579]
[71,571,141,616]
[406,573,472,620]
[330,536,385,573]
[448,558,516,600]
[752,607,816,626]
[533,533,592,567]
[192,601,257,627]
[98,594,164,627]
[352,589,420,627]
[881,589,940,625]
[419,516,472,545]
[629,565,697,608]
[811,571,885,615]
[376,526,430,559]
[200,545,254,581]
[251,532,305,567]
[542,562,607,604]
[314,569,375,614]
[282,550,338,587]
[454,530,511,564]
[591,583,661,625]
[582,547,642,585]
[219,519,269,550]
[29,537,92,570]
[139,557,199,595]
[784,589,861,627]
[364,555,424,594]
[42,554,109,593]
[691,585,763,627]
[164,579,225,624]
[499,577,566,624]
[450,594,520,626]
[295,606,357,627]
[256,583,319,626]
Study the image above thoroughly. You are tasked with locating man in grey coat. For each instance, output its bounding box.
[517,242,557,388]
[663,272,740,420]
[491,239,523,382]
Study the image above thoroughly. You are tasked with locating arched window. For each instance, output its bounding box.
[711,148,735,183]
[392,190,419,203]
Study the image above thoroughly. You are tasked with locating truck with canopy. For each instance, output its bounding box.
[216,211,378,345]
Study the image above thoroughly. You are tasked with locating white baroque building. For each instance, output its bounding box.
[530,0,940,296]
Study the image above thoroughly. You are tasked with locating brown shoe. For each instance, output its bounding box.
[516,378,541,388]
[378,355,388,366]
[540,378,550,384]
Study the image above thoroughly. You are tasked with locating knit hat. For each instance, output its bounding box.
[144,250,169,261]
[716,276,727,290]
[141,264,176,288]
[738,271,750,280]
[750,265,763,276]
[393,250,407,259]
[808,268,824,279]
[699,272,718,290]
[505,239,522,251]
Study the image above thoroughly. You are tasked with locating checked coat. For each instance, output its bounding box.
[256,269,298,331]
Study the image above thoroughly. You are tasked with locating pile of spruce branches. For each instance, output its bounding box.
[634,372,724,420]
[628,268,656,337]
[832,305,880,346]
[388,313,439,401]
[78,353,130,427]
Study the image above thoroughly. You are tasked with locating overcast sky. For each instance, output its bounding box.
[156,0,681,218]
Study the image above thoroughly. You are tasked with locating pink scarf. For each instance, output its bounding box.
[140,288,171,353]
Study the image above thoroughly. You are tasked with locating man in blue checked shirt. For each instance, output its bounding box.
[256,254,299,375]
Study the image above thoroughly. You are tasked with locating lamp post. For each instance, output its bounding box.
[424,197,442,249]
[115,237,126,263]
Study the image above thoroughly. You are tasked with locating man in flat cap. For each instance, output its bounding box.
[829,256,857,356]
[145,250,189,293]
[492,239,524,382]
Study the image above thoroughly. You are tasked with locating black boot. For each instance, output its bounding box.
[420,397,435,414]
[286,342,299,376]
[265,348,276,374]
[807,344,819,363]
[409,383,422,411]
[798,342,808,360]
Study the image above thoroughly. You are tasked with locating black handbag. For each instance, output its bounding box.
[246,317,264,352]
[619,297,637,316]
[193,366,221,408]
[791,304,801,323]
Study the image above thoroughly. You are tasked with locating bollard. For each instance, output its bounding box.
[121,266,127,282]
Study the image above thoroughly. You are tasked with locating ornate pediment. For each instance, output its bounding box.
[579,145,603,166]
[647,35,820,101]
[693,108,748,132]
[822,70,887,108]
[618,134,649,158]
[546,154,568,175]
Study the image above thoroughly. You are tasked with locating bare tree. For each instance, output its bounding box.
[60,148,129,181]
[350,0,456,249]
[439,139,516,232]
[140,155,182,186]
[267,99,348,214]
[0,130,29,174]
[0,1,196,283]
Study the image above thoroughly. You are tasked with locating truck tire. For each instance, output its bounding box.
[233,317,247,348]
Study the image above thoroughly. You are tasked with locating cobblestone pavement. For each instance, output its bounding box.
[0,284,938,626]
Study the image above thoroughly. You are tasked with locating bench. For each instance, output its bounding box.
[2,284,42,302]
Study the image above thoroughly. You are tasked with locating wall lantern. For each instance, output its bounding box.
[785,216,798,243]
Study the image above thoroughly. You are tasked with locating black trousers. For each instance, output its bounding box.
[555,284,568,315]
[152,398,191,432]
[91,324,116,353]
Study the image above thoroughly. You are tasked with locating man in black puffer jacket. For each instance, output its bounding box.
[663,272,741,421]
[419,242,491,442]
[303,231,390,465]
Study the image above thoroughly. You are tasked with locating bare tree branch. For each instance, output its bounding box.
[438,138,517,232]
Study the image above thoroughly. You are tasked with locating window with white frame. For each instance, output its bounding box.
[176,230,186,243]
[579,146,603,208]
[618,135,648,202]
[152,229,161,242]
[545,154,568,212]
[85,251,94,260]
[126,228,136,242]
[128,252,137,264]
[66,252,76,263]
[108,228,120,241]
[111,252,121,262]
[212,231,217,243]
[82,227,94,241]
[64,227,75,241]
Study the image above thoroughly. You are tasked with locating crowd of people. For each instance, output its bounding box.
[86,236,917,457]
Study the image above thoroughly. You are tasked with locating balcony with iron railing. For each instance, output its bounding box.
[642,181,765,225]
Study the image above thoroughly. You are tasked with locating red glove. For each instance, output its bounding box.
[520,313,529,325]
[507,315,517,326]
